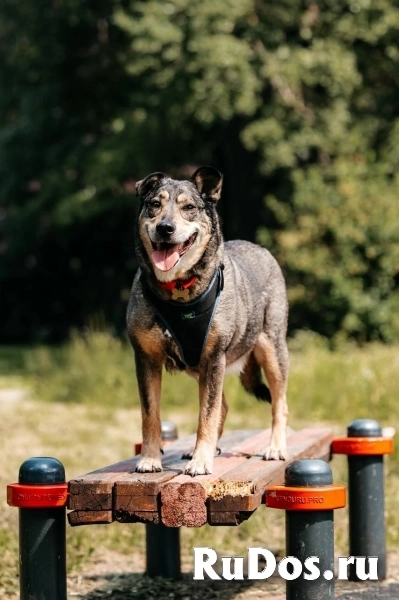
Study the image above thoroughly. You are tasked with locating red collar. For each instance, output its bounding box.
[158,275,197,291]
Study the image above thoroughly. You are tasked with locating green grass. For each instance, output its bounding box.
[1,331,399,597]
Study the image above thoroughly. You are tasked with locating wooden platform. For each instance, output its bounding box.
[67,427,333,528]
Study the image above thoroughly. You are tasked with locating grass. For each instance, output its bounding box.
[1,331,399,597]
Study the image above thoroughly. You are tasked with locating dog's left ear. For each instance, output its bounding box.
[191,166,223,202]
[136,172,166,198]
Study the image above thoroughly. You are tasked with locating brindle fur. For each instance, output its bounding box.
[127,167,289,476]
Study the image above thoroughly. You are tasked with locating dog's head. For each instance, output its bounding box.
[135,166,223,282]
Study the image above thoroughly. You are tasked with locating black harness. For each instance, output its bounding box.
[141,266,224,368]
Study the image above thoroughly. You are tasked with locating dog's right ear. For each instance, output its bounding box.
[135,172,166,198]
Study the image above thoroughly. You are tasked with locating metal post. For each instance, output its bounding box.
[266,459,346,600]
[7,457,68,600]
[332,419,393,581]
[145,421,181,579]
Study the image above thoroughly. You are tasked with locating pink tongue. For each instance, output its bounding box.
[151,247,180,271]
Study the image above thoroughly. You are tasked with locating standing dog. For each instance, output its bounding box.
[127,167,289,476]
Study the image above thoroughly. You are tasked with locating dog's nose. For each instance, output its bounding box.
[156,220,176,237]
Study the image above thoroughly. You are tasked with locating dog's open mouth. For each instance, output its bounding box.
[151,233,197,271]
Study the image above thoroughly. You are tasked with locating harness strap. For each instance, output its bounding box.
[141,266,224,368]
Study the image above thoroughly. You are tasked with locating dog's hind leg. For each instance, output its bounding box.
[185,352,226,476]
[240,351,271,402]
[133,347,163,473]
[254,332,289,461]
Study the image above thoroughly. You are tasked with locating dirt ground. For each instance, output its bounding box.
[66,550,399,600]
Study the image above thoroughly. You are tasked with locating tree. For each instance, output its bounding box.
[116,0,399,341]
[0,0,136,340]
[1,0,398,342]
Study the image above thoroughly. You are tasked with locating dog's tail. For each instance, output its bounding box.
[239,352,272,403]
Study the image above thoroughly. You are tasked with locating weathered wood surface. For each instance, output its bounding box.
[68,434,197,511]
[67,427,334,528]
[206,427,333,526]
[161,427,332,527]
[68,510,113,526]
[114,429,264,524]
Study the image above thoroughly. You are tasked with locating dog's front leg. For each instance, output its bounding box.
[185,353,226,477]
[134,348,163,473]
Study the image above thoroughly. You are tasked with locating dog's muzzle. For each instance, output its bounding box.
[150,232,198,272]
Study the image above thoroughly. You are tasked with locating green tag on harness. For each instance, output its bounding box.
[182,311,196,320]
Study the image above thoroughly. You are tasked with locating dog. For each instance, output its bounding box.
[126,166,289,477]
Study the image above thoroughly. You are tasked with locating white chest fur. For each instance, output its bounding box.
[225,352,250,375]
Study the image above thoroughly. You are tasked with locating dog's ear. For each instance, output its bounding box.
[136,172,166,198]
[191,166,223,202]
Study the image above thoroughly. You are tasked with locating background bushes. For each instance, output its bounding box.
[1,0,398,342]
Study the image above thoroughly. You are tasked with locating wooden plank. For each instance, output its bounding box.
[67,434,197,511]
[207,489,263,513]
[207,427,333,521]
[66,427,333,528]
[68,510,113,526]
[67,430,252,513]
[113,430,259,518]
[116,494,158,513]
[114,430,271,526]
[114,463,186,517]
[115,430,260,496]
[161,427,333,527]
[216,427,333,494]
[68,456,140,511]
[208,510,253,526]
[68,507,161,525]
[115,510,160,524]
[160,429,275,527]
[161,480,208,528]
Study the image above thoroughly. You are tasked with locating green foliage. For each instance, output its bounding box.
[258,162,399,340]
[20,331,136,405]
[115,0,260,123]
[113,0,399,342]
[0,0,398,341]
[0,0,140,341]
[5,330,399,433]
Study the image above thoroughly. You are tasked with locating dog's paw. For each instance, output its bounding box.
[182,448,194,460]
[185,456,213,477]
[263,445,287,461]
[136,456,162,473]
[182,447,221,460]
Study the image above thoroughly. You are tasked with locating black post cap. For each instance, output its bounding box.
[161,421,178,441]
[19,457,65,484]
[348,419,382,438]
[285,459,333,487]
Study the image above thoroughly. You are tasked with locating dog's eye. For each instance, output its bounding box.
[149,200,161,209]
[183,204,196,211]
